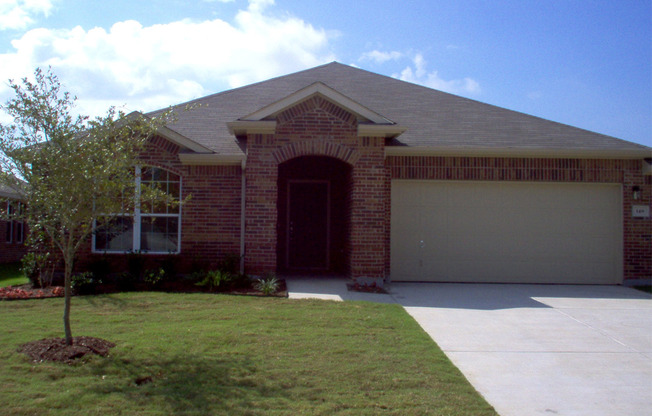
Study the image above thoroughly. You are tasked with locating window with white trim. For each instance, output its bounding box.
[93,166,181,254]
[5,201,24,244]
[5,201,13,243]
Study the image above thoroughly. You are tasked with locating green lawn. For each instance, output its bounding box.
[0,292,497,415]
[0,262,28,287]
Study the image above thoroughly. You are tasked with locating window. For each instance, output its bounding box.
[14,202,24,244]
[5,202,13,243]
[5,201,24,244]
[93,166,181,254]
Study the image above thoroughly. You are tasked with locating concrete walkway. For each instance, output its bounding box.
[286,277,652,416]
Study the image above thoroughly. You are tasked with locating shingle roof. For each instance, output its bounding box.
[0,183,23,200]
[149,62,650,157]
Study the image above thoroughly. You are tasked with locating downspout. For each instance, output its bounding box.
[239,158,246,275]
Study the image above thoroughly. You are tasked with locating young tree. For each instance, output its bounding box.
[0,68,175,345]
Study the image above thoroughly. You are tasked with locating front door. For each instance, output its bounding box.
[287,180,330,270]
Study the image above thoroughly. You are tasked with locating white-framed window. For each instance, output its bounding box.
[5,201,24,244]
[92,166,182,254]
[14,202,24,244]
[5,201,13,243]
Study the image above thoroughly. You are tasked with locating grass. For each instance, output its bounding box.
[0,262,28,287]
[0,292,497,415]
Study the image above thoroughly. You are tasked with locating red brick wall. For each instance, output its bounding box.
[68,109,649,284]
[243,96,387,278]
[386,156,652,282]
[0,220,27,263]
[76,135,242,274]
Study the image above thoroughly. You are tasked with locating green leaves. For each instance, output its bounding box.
[0,67,179,343]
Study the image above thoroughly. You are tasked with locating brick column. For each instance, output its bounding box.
[348,137,387,280]
[244,134,278,276]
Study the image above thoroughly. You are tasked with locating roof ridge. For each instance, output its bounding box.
[147,62,343,116]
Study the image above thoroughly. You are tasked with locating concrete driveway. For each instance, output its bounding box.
[391,283,652,416]
[287,278,652,416]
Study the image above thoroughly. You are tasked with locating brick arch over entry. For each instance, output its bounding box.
[271,141,361,166]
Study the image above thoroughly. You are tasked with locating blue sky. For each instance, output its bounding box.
[0,0,650,146]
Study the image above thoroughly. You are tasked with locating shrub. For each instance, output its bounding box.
[254,273,279,296]
[144,268,165,288]
[21,252,54,288]
[72,271,102,295]
[158,257,178,281]
[195,269,232,292]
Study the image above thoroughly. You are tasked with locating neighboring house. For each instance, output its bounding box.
[83,62,651,285]
[0,183,27,264]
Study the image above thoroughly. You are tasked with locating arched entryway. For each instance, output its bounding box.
[277,156,352,274]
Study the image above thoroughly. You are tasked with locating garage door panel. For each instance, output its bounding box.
[391,181,622,284]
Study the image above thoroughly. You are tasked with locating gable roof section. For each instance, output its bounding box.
[150,62,651,159]
[0,183,24,200]
[226,81,406,138]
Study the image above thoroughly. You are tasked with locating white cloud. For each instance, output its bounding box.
[0,0,54,30]
[359,50,402,64]
[394,53,480,96]
[0,0,335,117]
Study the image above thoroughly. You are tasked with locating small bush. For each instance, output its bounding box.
[144,268,165,288]
[254,273,279,296]
[158,257,178,281]
[21,252,54,288]
[72,271,102,295]
[195,270,232,292]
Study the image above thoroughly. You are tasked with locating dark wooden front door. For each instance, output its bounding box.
[287,181,330,269]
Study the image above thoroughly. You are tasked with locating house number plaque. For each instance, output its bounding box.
[632,205,650,218]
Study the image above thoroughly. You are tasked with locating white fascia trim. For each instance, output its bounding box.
[358,124,406,138]
[179,153,245,166]
[241,82,394,124]
[226,120,277,136]
[385,146,652,160]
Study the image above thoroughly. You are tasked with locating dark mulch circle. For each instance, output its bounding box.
[18,336,116,365]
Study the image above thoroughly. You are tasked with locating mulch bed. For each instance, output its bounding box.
[18,336,116,365]
[346,283,389,294]
[1,279,288,300]
[0,284,64,300]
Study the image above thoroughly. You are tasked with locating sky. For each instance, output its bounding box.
[0,0,650,147]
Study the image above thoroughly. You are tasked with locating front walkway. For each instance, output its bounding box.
[286,277,652,416]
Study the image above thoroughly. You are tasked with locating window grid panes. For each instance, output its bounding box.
[93,166,181,254]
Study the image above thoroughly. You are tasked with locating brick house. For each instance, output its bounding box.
[0,184,26,264]
[85,62,651,285]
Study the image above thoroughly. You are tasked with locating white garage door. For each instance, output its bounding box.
[390,181,622,284]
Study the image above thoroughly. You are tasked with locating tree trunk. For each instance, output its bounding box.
[63,258,73,345]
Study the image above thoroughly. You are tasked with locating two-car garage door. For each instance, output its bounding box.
[390,181,622,284]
